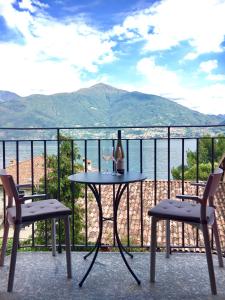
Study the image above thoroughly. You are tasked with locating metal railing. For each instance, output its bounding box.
[0,125,225,252]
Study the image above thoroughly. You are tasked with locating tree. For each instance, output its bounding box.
[172,134,225,180]
[34,134,85,248]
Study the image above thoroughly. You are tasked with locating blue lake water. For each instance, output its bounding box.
[0,139,197,179]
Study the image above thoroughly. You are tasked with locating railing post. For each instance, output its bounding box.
[167,126,171,198]
[2,141,6,224]
[182,138,185,248]
[211,138,215,172]
[140,139,144,247]
[44,140,48,248]
[31,140,35,248]
[211,137,215,249]
[16,141,19,184]
[196,138,199,248]
[154,139,157,206]
[84,139,88,247]
[57,128,62,253]
[166,126,171,257]
[71,139,75,251]
[126,139,130,247]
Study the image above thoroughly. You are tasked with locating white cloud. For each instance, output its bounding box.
[111,0,225,58]
[206,74,225,81]
[19,0,38,13]
[199,60,218,73]
[0,1,116,95]
[146,0,225,56]
[135,56,225,114]
[176,84,225,115]
[31,0,49,9]
[18,0,48,12]
[136,57,182,97]
[199,60,225,82]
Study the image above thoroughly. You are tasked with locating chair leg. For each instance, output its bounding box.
[202,223,217,295]
[64,216,72,278]
[165,220,170,258]
[150,217,157,282]
[212,218,224,267]
[51,218,56,257]
[0,220,9,266]
[8,225,20,292]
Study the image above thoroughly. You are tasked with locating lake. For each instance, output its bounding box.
[0,139,196,179]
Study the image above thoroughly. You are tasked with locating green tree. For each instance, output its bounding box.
[35,134,84,247]
[172,134,225,180]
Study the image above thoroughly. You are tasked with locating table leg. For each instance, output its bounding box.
[113,184,133,258]
[114,183,141,285]
[79,184,103,287]
[83,239,98,260]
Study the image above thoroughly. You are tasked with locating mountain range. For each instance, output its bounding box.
[0,83,223,128]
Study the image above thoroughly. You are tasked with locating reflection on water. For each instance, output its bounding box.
[0,139,196,180]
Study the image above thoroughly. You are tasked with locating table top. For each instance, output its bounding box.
[68,171,147,185]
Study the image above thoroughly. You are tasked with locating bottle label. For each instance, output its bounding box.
[117,159,124,173]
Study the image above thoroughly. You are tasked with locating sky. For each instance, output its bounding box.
[0,0,225,115]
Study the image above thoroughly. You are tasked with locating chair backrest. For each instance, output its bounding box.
[202,168,223,205]
[218,153,225,182]
[0,169,21,222]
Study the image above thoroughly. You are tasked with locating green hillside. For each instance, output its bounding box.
[0,83,221,127]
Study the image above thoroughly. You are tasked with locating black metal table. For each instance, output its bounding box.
[68,171,147,286]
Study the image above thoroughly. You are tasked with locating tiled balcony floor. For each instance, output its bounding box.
[0,251,225,300]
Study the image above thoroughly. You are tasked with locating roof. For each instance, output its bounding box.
[78,180,225,250]
[5,156,45,186]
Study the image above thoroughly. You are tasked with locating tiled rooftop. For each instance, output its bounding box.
[0,251,225,299]
[80,181,225,251]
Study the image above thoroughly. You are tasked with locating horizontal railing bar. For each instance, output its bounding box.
[0,124,225,130]
[1,136,225,142]
[18,243,208,250]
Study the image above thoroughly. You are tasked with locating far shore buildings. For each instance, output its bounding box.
[1,156,225,252]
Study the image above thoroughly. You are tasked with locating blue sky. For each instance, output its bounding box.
[0,0,225,114]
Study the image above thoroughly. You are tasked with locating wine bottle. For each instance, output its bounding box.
[115,130,124,174]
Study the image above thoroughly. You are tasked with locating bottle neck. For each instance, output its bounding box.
[117,130,121,140]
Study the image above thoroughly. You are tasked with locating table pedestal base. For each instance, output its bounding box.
[79,183,140,287]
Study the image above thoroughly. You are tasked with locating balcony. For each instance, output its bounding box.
[0,125,225,299]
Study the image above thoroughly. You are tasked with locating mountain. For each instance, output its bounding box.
[0,83,221,128]
[0,91,20,102]
[217,115,225,125]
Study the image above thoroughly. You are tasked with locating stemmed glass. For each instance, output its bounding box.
[111,147,121,176]
[102,146,113,174]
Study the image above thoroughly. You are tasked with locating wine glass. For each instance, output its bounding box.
[102,146,113,174]
[111,147,117,175]
[111,147,121,176]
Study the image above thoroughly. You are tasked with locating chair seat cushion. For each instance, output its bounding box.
[148,199,215,224]
[7,199,71,223]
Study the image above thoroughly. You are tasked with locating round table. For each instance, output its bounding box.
[68,171,147,287]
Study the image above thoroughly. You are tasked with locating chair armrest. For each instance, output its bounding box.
[22,194,47,201]
[176,194,202,203]
[16,183,32,189]
[190,182,206,187]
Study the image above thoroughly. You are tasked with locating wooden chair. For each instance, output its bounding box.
[165,154,225,258]
[0,169,57,257]
[148,168,223,295]
[0,170,72,292]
